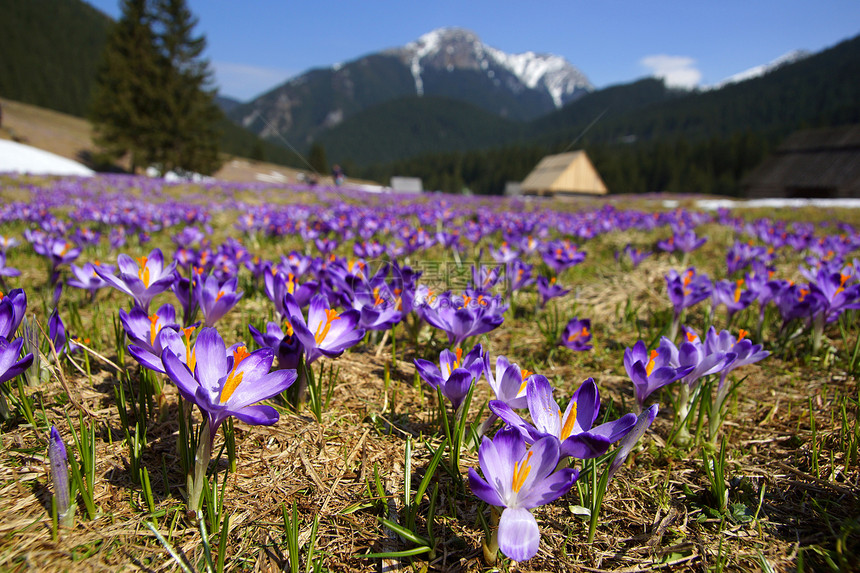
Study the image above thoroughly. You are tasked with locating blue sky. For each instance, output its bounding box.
[86,0,860,101]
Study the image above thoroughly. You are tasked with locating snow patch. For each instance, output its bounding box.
[0,140,94,177]
[697,198,860,210]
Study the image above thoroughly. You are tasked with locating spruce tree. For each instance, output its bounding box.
[151,0,222,175]
[90,0,162,173]
[91,0,222,176]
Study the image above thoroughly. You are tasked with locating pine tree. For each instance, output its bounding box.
[90,0,163,173]
[91,0,222,175]
[150,0,222,175]
[308,143,329,174]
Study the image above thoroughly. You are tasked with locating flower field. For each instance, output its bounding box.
[0,173,858,572]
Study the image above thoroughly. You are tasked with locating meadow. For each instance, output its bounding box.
[0,172,858,572]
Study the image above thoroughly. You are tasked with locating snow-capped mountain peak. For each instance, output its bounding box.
[391,27,592,108]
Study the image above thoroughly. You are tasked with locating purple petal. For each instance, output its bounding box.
[227,369,297,409]
[526,376,561,436]
[194,327,228,395]
[467,468,504,507]
[517,467,578,509]
[231,404,280,426]
[498,507,540,562]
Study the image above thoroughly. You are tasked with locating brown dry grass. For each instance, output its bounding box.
[0,181,858,572]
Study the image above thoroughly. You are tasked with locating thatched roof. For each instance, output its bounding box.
[521,150,608,196]
[743,124,860,198]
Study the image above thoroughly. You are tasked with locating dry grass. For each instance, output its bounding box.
[0,179,858,572]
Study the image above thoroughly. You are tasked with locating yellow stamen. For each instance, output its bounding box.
[835,273,849,296]
[559,401,579,441]
[283,318,294,337]
[734,279,744,303]
[137,256,150,287]
[314,309,342,345]
[149,314,159,346]
[453,347,463,370]
[511,450,534,493]
[183,326,196,371]
[219,346,251,403]
[517,369,533,394]
[645,349,659,376]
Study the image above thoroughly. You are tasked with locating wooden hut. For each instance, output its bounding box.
[742,125,860,198]
[520,151,608,197]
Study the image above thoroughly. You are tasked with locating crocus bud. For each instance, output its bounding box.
[607,404,659,483]
[48,426,73,526]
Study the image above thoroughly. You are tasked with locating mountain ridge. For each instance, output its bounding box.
[228,27,594,147]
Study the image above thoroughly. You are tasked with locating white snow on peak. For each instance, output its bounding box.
[706,50,810,90]
[0,140,94,177]
[400,27,591,106]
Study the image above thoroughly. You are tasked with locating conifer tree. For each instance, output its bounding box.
[91,0,222,175]
[90,0,162,173]
[150,0,222,175]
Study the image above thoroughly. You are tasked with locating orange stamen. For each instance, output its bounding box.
[645,349,659,376]
[182,326,196,371]
[136,256,150,287]
[734,279,744,303]
[314,309,342,345]
[559,401,579,440]
[511,450,534,493]
[737,329,749,342]
[219,346,251,403]
[148,314,159,346]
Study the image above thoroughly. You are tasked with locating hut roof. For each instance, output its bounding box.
[521,151,608,195]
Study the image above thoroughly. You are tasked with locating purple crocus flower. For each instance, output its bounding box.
[673,228,707,253]
[675,326,735,388]
[807,268,860,324]
[468,428,579,562]
[488,242,520,264]
[66,262,113,300]
[711,278,756,323]
[0,252,21,281]
[483,353,530,410]
[0,235,20,253]
[541,240,586,274]
[288,294,365,365]
[559,317,592,351]
[508,260,535,293]
[703,327,769,392]
[616,243,652,268]
[48,426,72,527]
[606,404,658,482]
[0,336,34,384]
[491,376,637,459]
[49,309,81,356]
[162,327,297,438]
[414,344,484,411]
[665,267,712,339]
[248,320,304,371]
[198,274,244,327]
[95,248,177,311]
[419,290,506,347]
[624,338,694,412]
[536,276,570,309]
[122,304,183,373]
[0,288,27,339]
